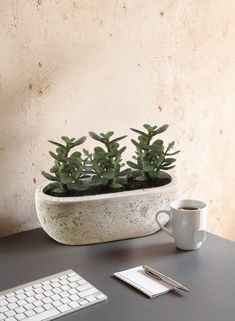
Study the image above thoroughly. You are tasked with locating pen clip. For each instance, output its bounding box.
[145,269,161,281]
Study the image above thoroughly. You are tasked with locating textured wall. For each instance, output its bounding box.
[0,0,235,240]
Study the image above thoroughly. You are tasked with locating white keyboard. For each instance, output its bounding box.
[0,270,107,321]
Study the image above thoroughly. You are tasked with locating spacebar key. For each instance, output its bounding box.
[25,308,60,321]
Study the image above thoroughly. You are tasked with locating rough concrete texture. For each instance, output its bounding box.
[35,181,176,245]
[0,1,235,240]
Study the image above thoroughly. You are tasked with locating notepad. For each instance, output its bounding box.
[114,266,174,298]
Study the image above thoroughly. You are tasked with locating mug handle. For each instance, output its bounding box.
[156,210,173,237]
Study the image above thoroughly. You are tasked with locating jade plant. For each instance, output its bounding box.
[83,131,131,189]
[42,136,88,194]
[127,124,180,181]
[41,124,179,196]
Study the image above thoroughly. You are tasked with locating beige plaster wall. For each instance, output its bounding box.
[0,0,235,240]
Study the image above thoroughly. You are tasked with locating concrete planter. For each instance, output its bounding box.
[35,177,177,245]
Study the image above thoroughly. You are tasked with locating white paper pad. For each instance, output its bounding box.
[114,266,174,298]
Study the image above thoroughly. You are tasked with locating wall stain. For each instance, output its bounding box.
[37,0,43,7]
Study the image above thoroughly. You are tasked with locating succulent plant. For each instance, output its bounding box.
[42,125,179,196]
[127,124,180,181]
[84,131,131,189]
[42,136,88,194]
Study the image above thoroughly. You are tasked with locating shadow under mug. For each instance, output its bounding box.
[156,199,207,250]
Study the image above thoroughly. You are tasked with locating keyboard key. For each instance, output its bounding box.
[15,307,26,314]
[44,303,53,310]
[15,313,25,320]
[25,290,35,297]
[52,300,62,307]
[16,294,26,300]
[51,282,60,288]
[69,294,79,301]
[86,295,97,302]
[79,300,88,305]
[24,308,60,321]
[34,288,44,294]
[57,304,72,313]
[5,310,16,317]
[60,291,70,298]
[77,283,92,292]
[17,299,27,306]
[96,294,107,300]
[79,287,99,298]
[25,303,34,310]
[35,293,45,300]
[77,279,86,285]
[25,310,36,317]
[51,294,60,301]
[7,297,17,303]
[33,300,43,307]
[25,287,33,292]
[34,306,45,313]
[61,285,70,291]
[42,297,52,304]
[26,297,36,303]
[0,306,8,313]
[61,297,71,304]
[42,285,52,291]
[44,290,53,297]
[69,275,81,282]
[0,299,8,306]
[69,301,80,309]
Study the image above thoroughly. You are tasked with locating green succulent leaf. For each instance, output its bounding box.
[41,171,59,181]
[135,176,148,181]
[61,136,71,144]
[89,131,103,142]
[118,168,131,176]
[103,168,115,179]
[143,124,153,132]
[60,174,73,184]
[126,161,140,169]
[70,136,87,147]
[166,150,180,156]
[110,183,122,188]
[142,161,155,172]
[48,140,67,150]
[131,139,139,148]
[130,128,149,137]
[161,165,175,170]
[154,124,169,135]
[110,135,127,144]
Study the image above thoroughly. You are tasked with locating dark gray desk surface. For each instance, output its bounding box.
[0,229,235,321]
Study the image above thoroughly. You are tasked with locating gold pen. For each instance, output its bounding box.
[142,265,190,292]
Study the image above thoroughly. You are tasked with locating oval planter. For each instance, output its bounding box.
[35,177,177,245]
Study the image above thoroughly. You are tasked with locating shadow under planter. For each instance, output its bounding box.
[35,177,177,245]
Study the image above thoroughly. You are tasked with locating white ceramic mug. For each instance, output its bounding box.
[156,199,207,250]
